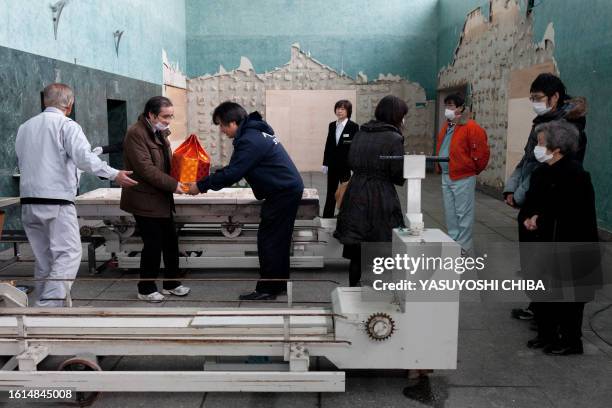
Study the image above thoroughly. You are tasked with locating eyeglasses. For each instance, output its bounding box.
[157,114,175,120]
[529,94,547,102]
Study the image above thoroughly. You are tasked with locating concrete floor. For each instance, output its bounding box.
[1,173,611,407]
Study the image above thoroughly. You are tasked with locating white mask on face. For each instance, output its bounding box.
[532,102,552,116]
[534,145,553,163]
[444,108,456,121]
[154,122,169,132]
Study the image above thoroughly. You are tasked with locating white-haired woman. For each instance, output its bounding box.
[520,120,599,356]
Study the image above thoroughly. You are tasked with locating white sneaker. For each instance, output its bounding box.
[137,291,166,303]
[161,285,191,297]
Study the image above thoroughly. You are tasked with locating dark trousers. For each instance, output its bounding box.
[533,301,585,345]
[134,215,181,295]
[344,244,362,287]
[255,189,303,295]
[323,169,348,218]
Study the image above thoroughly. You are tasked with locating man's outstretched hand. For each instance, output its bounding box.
[115,171,138,188]
[184,182,201,195]
[175,182,187,194]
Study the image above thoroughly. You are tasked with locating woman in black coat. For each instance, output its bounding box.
[519,120,600,355]
[334,95,407,286]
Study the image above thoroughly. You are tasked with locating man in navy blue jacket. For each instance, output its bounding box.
[188,102,304,300]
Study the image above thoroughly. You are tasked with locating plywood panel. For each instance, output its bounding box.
[508,61,556,99]
[505,98,535,180]
[165,85,188,150]
[265,90,357,172]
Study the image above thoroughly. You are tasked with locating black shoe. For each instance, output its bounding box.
[527,336,553,349]
[239,291,277,301]
[511,308,534,320]
[543,342,583,356]
[403,376,434,404]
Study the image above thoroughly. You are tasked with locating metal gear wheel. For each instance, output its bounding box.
[365,313,395,341]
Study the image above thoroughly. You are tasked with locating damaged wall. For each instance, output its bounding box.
[437,0,556,189]
[187,44,434,169]
[186,0,438,98]
[438,0,612,232]
[530,0,612,231]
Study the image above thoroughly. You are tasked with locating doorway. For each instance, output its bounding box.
[106,99,127,170]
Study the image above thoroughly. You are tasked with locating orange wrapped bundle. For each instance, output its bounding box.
[171,134,211,188]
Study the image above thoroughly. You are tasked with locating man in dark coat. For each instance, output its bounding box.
[189,102,304,300]
[504,74,588,209]
[519,120,600,355]
[322,100,359,217]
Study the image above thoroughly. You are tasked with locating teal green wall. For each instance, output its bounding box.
[437,0,612,231]
[531,0,612,231]
[0,0,186,84]
[437,0,487,71]
[186,0,439,98]
[0,45,161,233]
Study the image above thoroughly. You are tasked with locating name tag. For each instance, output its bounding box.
[342,133,350,138]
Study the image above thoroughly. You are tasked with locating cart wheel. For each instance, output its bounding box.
[115,224,135,238]
[79,225,95,237]
[58,355,102,407]
[221,223,243,238]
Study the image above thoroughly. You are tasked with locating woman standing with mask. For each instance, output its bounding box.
[519,120,599,355]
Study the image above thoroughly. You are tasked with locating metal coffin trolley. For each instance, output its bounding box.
[75,187,341,271]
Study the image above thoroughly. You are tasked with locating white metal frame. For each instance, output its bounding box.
[0,155,461,396]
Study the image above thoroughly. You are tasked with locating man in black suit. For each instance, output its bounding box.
[322,100,359,217]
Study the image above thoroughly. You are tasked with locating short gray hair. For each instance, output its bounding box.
[534,120,579,155]
[43,83,74,110]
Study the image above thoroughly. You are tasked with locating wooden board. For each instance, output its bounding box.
[265,90,357,172]
[74,188,320,222]
[165,85,188,150]
[0,371,345,392]
[75,188,318,205]
[506,61,556,179]
[508,61,557,99]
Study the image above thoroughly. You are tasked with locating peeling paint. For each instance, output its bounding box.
[438,0,557,190]
[188,44,435,166]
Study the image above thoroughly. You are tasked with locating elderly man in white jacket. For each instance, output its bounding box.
[15,83,137,307]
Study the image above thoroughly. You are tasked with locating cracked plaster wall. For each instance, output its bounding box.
[438,0,556,190]
[187,44,434,167]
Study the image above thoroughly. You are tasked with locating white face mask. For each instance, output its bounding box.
[444,108,456,121]
[154,122,170,132]
[534,146,553,163]
[532,102,552,116]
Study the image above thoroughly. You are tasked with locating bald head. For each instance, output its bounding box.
[43,83,74,112]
